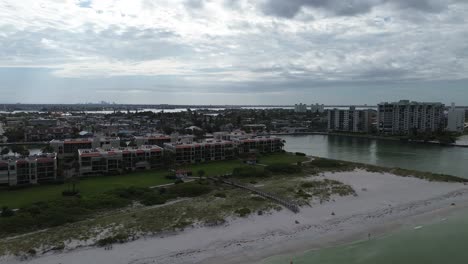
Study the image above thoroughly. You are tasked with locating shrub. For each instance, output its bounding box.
[309,159,347,169]
[1,206,14,217]
[169,182,213,197]
[235,208,251,217]
[140,192,168,206]
[108,186,148,199]
[96,233,128,247]
[175,179,184,184]
[172,220,193,230]
[301,181,327,189]
[232,167,269,178]
[204,217,226,227]
[81,194,131,210]
[265,163,302,174]
[296,189,312,199]
[214,192,227,198]
[295,152,306,156]
[250,196,265,202]
[165,173,176,180]
[62,190,80,197]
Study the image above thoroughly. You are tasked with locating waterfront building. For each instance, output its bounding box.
[78,145,164,177]
[164,139,235,164]
[134,134,171,147]
[50,137,120,158]
[0,154,57,186]
[294,103,308,113]
[24,127,74,142]
[233,136,283,154]
[377,100,445,135]
[310,104,325,113]
[213,132,283,153]
[327,107,373,133]
[447,103,466,133]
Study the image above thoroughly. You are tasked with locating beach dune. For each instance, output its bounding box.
[5,169,468,264]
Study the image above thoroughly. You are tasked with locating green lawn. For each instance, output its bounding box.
[0,153,297,208]
[0,170,173,208]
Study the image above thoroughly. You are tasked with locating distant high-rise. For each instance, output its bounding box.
[294,103,307,113]
[377,100,445,135]
[328,107,373,133]
[310,103,325,113]
[447,103,465,133]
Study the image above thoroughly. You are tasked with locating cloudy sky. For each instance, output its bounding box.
[1,0,467,105]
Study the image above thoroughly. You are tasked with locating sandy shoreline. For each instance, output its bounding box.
[4,169,468,264]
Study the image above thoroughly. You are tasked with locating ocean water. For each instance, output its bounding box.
[263,210,468,264]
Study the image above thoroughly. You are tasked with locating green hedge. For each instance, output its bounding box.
[232,167,269,178]
[265,163,302,174]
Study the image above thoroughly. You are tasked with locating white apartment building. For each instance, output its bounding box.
[377,100,445,135]
[447,103,465,133]
[310,103,325,113]
[164,139,235,164]
[0,154,57,186]
[78,145,164,176]
[134,134,171,147]
[50,137,121,158]
[327,107,373,133]
[294,103,308,113]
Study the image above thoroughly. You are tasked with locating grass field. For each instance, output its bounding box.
[0,170,173,208]
[0,153,304,208]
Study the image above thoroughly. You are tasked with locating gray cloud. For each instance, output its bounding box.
[260,0,460,18]
[0,0,467,104]
[185,0,205,9]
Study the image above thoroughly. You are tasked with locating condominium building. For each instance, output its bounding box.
[24,127,74,142]
[50,137,120,158]
[134,134,171,147]
[164,139,234,164]
[447,103,466,133]
[214,132,283,154]
[78,145,164,176]
[327,107,373,133]
[0,154,57,186]
[310,103,325,113]
[233,136,283,154]
[294,103,308,113]
[377,100,445,135]
[28,118,58,127]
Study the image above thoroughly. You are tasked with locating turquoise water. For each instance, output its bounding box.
[282,135,468,178]
[264,211,468,264]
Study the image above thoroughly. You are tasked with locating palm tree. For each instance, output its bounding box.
[0,147,9,156]
[197,169,205,180]
[41,145,54,154]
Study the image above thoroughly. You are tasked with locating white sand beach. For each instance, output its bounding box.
[4,169,468,264]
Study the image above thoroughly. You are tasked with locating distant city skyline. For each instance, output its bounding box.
[1,0,468,104]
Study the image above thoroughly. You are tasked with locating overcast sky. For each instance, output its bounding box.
[1,0,467,105]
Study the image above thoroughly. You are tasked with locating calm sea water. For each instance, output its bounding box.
[282,134,468,178]
[269,134,468,264]
[264,210,468,264]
